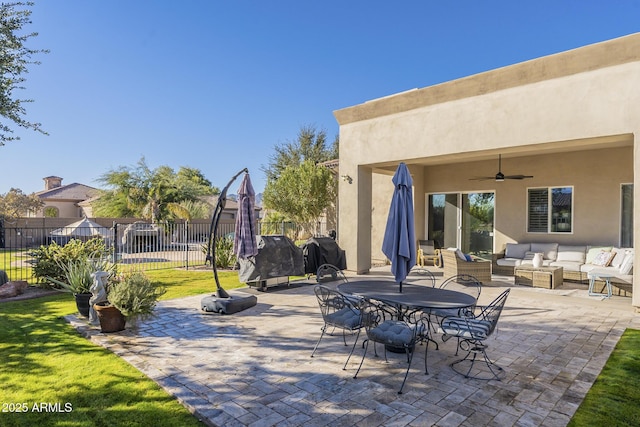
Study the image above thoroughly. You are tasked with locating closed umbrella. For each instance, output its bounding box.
[381,162,416,292]
[233,173,258,259]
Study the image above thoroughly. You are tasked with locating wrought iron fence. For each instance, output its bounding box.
[0,218,331,284]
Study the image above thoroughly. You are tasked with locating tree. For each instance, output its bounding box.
[93,157,218,222]
[0,187,43,219]
[262,124,338,181]
[262,124,339,234]
[262,160,336,236]
[0,1,48,145]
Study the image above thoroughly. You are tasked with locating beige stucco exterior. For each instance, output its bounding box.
[334,33,640,307]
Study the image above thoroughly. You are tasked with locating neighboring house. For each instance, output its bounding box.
[203,195,262,222]
[33,176,100,218]
[334,33,640,306]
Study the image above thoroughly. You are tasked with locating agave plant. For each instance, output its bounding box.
[47,252,114,294]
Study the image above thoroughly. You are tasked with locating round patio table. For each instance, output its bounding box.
[338,280,477,368]
[337,280,476,312]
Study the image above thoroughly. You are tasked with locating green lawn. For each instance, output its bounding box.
[0,269,243,427]
[568,328,640,426]
[1,267,638,425]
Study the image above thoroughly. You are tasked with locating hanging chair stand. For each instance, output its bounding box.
[201,168,257,315]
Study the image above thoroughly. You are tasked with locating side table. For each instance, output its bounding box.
[588,272,613,299]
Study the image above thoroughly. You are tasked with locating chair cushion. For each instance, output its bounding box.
[368,320,415,347]
[431,307,470,319]
[505,243,530,259]
[325,307,362,329]
[440,318,492,340]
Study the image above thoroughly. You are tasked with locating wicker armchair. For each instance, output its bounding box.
[441,249,492,284]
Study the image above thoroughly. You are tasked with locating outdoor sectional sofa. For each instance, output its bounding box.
[493,243,633,294]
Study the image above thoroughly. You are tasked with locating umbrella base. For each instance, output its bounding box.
[201,293,257,315]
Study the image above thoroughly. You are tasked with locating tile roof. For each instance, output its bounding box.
[36,183,100,201]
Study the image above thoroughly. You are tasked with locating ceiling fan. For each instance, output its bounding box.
[470,154,533,181]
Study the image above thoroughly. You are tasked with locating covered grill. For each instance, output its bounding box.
[238,235,304,291]
[302,236,347,274]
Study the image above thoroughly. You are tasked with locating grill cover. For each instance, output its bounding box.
[238,235,304,283]
[303,237,347,274]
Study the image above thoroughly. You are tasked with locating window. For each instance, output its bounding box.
[527,187,573,233]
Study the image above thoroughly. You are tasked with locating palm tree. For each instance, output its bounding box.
[93,157,217,222]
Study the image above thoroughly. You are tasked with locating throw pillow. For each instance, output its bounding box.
[523,251,535,261]
[464,254,473,262]
[586,246,612,264]
[591,251,614,267]
[455,248,466,261]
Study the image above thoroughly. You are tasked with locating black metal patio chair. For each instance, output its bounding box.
[311,285,364,370]
[407,267,437,287]
[316,263,349,284]
[353,298,423,394]
[439,288,511,380]
[425,274,482,354]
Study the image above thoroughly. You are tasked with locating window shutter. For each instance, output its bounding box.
[528,189,548,232]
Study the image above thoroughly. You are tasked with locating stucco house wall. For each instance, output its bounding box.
[334,33,640,307]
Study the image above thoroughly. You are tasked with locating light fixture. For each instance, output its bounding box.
[341,174,352,184]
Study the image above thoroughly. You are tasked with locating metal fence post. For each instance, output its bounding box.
[185,221,189,270]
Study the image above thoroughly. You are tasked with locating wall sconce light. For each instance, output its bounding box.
[341,174,353,184]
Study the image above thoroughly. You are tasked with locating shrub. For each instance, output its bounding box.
[107,272,166,320]
[29,238,111,288]
[215,236,237,269]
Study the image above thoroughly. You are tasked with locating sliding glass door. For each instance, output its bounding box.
[428,192,495,259]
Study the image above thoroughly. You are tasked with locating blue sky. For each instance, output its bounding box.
[2,1,639,196]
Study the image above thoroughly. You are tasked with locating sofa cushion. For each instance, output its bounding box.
[610,247,629,270]
[520,259,553,267]
[581,264,613,274]
[496,258,522,267]
[556,245,587,263]
[586,246,612,264]
[530,243,559,261]
[619,250,634,275]
[550,261,582,272]
[505,243,530,259]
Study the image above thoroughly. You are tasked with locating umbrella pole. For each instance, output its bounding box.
[205,168,248,299]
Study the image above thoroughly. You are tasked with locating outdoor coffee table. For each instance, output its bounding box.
[514,265,563,289]
[587,271,614,299]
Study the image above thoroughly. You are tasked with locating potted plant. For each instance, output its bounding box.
[47,253,113,317]
[94,271,166,332]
